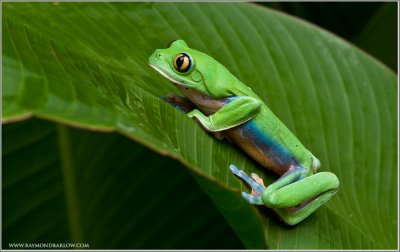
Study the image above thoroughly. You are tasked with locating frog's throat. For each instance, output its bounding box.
[149,64,193,88]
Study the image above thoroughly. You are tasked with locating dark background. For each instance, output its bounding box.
[263,2,397,72]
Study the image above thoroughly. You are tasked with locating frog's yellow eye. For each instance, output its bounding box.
[173,53,192,73]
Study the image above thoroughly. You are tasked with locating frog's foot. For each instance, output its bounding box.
[229,164,266,205]
[162,93,195,113]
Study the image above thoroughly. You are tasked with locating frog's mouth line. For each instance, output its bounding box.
[149,64,189,87]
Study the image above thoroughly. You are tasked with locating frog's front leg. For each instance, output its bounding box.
[163,93,227,140]
[187,96,262,132]
[162,93,196,113]
[230,164,339,225]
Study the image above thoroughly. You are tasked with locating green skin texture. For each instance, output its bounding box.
[149,40,339,225]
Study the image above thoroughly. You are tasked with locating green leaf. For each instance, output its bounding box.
[3,118,244,249]
[3,2,397,249]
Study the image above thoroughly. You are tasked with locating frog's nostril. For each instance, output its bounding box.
[157,53,162,58]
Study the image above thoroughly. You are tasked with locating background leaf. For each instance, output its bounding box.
[3,2,397,249]
[3,118,244,249]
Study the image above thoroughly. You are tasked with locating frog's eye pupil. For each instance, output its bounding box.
[173,53,192,73]
[176,56,184,67]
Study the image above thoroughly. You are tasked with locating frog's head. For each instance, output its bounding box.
[149,40,214,95]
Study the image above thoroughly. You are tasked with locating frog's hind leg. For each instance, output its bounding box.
[262,172,339,225]
[229,164,265,205]
[273,188,338,225]
[230,164,339,225]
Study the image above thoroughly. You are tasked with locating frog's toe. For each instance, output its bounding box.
[229,164,240,174]
[242,192,263,205]
[230,164,266,196]
[251,173,266,188]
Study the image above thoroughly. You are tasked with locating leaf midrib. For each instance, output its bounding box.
[57,124,84,243]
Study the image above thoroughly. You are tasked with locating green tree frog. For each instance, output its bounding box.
[149,40,339,225]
